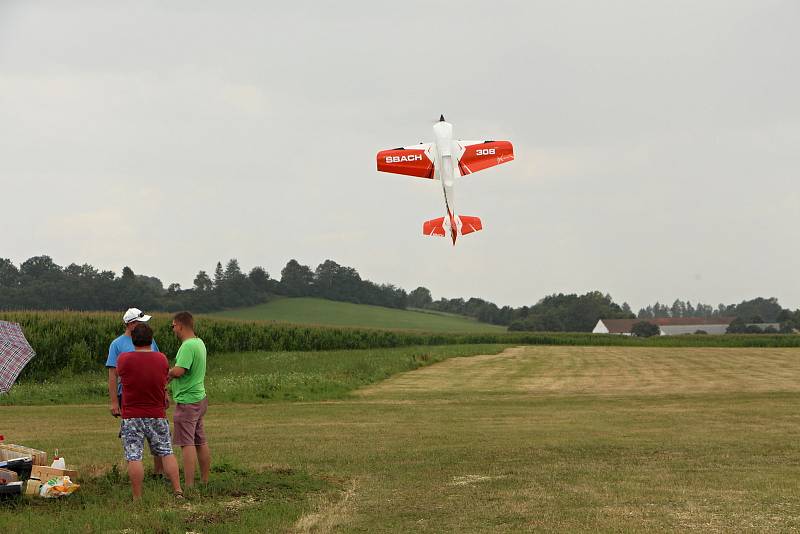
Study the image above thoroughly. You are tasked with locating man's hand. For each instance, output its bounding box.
[107,367,120,416]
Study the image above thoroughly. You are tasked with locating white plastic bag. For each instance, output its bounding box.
[39,476,80,498]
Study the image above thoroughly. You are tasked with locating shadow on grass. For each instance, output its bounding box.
[1,461,336,533]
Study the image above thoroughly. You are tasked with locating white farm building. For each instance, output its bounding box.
[592,317,736,336]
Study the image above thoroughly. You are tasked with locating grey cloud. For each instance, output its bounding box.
[1,0,798,310]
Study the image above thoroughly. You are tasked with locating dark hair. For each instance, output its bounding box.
[131,323,154,348]
[173,311,194,330]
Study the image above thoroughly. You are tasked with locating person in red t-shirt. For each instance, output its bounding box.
[117,323,183,500]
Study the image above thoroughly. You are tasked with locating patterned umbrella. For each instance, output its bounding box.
[0,321,35,393]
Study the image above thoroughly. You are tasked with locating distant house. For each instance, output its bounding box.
[592,317,736,336]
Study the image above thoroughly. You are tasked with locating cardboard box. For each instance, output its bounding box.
[30,465,78,481]
[25,479,42,496]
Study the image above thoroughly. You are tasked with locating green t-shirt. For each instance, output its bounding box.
[170,337,207,404]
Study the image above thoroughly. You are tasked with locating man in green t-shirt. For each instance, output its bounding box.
[168,311,210,488]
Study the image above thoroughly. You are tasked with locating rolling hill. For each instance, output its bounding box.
[211,297,507,333]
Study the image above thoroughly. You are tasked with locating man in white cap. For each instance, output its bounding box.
[106,307,163,475]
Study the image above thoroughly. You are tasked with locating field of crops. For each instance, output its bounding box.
[0,310,504,381]
[211,297,507,332]
[1,310,798,382]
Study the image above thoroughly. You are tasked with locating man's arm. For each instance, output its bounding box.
[169,344,192,379]
[107,367,120,417]
[169,366,186,379]
[105,342,121,417]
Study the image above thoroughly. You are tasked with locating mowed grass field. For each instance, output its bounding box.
[3,345,800,532]
[211,297,507,333]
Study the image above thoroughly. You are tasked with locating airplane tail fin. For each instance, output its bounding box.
[422,215,482,245]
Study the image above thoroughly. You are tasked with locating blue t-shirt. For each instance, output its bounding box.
[106,334,159,395]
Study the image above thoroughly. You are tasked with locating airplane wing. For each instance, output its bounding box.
[376,143,436,179]
[454,140,514,176]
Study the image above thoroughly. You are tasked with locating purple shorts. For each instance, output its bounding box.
[173,397,208,446]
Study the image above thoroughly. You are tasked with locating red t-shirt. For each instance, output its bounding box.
[117,351,169,419]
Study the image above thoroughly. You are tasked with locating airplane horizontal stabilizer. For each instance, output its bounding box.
[423,217,446,237]
[458,215,483,235]
[423,215,482,242]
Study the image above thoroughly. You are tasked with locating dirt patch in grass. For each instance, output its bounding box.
[358,346,800,398]
[292,478,358,534]
[357,346,528,397]
[448,474,506,486]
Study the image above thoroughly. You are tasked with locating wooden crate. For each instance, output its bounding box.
[30,465,79,481]
[0,444,47,466]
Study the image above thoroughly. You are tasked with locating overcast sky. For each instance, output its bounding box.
[1,0,798,311]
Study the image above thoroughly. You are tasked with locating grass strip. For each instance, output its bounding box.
[0,461,333,533]
[3,310,800,383]
[0,344,511,405]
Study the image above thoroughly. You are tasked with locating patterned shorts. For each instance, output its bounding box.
[120,418,173,462]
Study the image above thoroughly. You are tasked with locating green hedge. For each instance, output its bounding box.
[1,311,798,382]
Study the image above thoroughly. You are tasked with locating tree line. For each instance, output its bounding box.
[408,288,636,332]
[0,256,407,313]
[637,297,786,322]
[413,292,800,333]
[1,255,798,333]
[636,297,800,333]
[0,256,637,330]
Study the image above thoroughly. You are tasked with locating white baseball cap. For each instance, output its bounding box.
[123,308,152,324]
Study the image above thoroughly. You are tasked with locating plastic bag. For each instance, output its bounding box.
[39,476,80,498]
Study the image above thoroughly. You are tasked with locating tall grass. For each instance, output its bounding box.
[1,311,798,382]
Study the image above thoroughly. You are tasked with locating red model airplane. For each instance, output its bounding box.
[376,116,514,244]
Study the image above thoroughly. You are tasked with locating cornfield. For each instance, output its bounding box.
[1,311,798,382]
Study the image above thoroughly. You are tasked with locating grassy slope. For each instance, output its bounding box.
[211,297,507,332]
[5,345,800,531]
